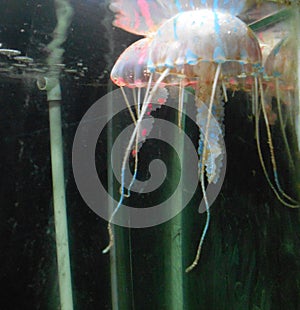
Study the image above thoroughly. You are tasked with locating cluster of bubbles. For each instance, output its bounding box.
[0,46,109,85]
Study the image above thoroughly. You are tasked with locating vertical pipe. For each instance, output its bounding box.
[37,76,74,310]
[37,1,74,306]
[164,90,186,309]
[49,99,74,310]
[165,197,184,310]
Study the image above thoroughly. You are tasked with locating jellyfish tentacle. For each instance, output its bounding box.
[103,73,151,254]
[103,69,170,253]
[196,103,224,184]
[120,87,137,124]
[255,77,299,208]
[127,87,142,196]
[274,78,295,170]
[222,80,228,103]
[126,126,140,197]
[178,79,185,129]
[137,88,141,117]
[118,87,139,198]
[132,88,138,117]
[186,62,222,273]
[261,35,299,205]
[260,77,298,205]
[127,86,169,196]
[260,84,298,206]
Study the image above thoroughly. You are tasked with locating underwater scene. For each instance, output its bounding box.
[1,0,300,309]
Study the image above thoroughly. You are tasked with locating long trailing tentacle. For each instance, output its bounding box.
[118,87,139,199]
[260,77,298,205]
[274,78,295,170]
[127,89,141,195]
[255,76,299,208]
[120,86,137,125]
[103,68,170,253]
[222,79,228,103]
[186,62,222,273]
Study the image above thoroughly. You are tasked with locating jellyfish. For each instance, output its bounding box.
[145,8,262,272]
[106,0,272,272]
[103,37,170,253]
[257,36,300,208]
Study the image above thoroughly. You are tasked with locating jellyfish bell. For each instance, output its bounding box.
[111,38,152,89]
[110,37,169,140]
[147,9,262,118]
[147,9,262,180]
[148,11,261,71]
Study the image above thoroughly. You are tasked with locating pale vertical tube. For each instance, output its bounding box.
[49,99,74,310]
[36,0,74,306]
[164,88,186,310]
[43,1,74,307]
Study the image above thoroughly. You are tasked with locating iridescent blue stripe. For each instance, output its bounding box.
[175,0,182,12]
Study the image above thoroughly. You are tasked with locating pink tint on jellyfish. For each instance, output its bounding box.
[141,128,147,137]
[111,38,153,88]
[109,0,251,36]
[109,0,170,35]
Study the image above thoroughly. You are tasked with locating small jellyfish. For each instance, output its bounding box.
[103,37,169,253]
